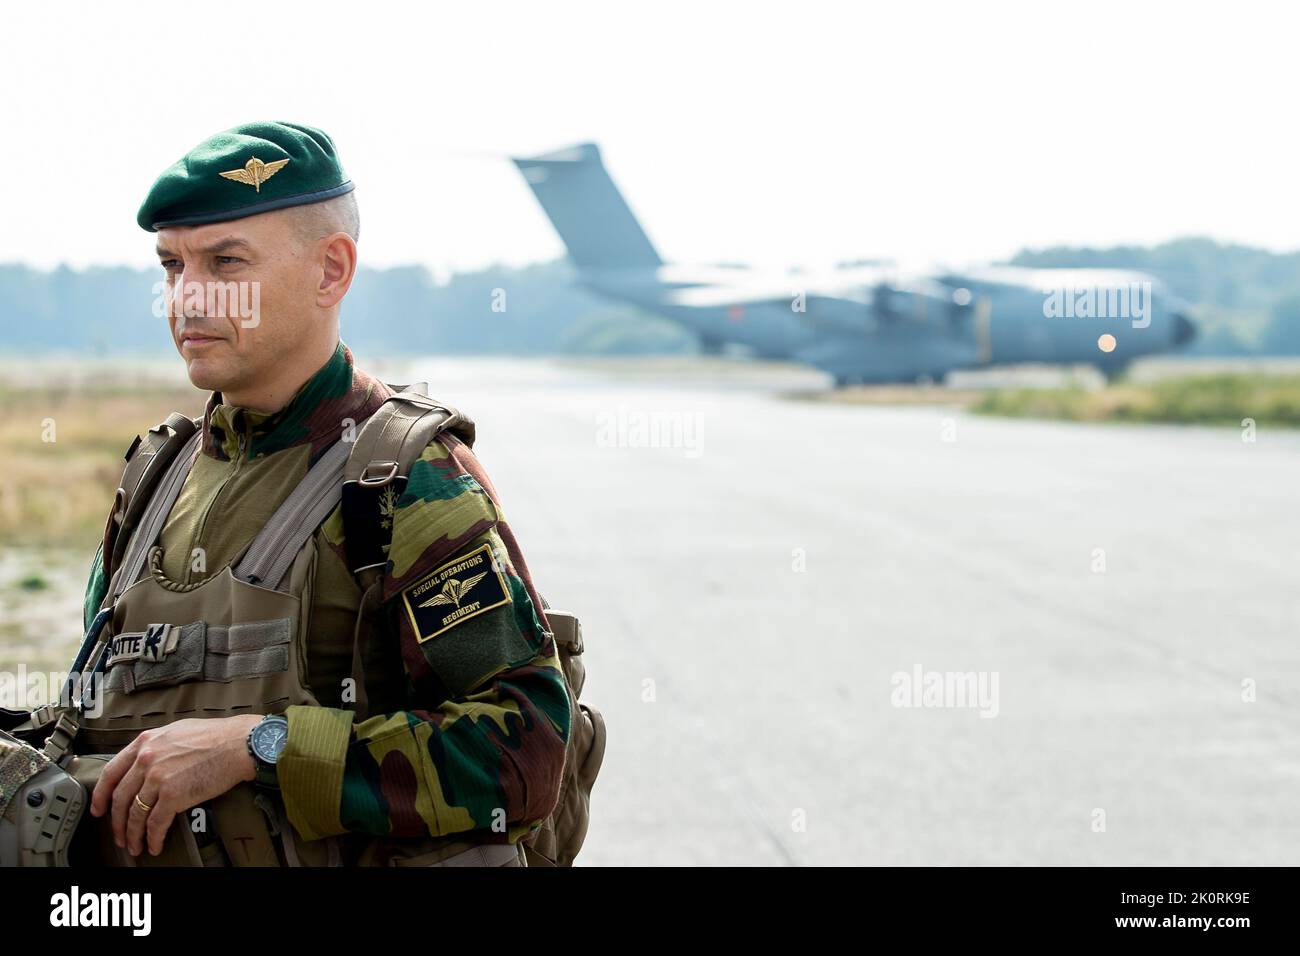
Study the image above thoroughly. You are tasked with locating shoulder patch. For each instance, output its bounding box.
[400,542,510,643]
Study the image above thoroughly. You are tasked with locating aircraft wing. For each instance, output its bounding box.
[664,285,876,334]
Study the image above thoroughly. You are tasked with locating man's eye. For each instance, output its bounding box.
[160,259,181,270]
[216,256,243,265]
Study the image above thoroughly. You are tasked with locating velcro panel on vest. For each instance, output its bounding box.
[101,619,292,694]
[105,621,187,667]
[204,620,292,681]
[114,624,206,694]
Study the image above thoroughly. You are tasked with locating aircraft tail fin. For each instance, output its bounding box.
[513,143,662,271]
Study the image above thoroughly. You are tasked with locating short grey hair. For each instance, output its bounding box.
[291,190,360,244]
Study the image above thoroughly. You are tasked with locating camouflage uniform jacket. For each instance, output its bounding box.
[80,341,571,847]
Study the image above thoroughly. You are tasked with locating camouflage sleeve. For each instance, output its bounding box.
[82,542,108,633]
[278,434,572,844]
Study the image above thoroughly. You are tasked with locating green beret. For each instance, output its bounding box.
[137,121,353,232]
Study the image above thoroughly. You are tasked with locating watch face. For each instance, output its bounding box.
[251,716,288,763]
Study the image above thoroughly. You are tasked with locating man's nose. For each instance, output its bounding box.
[170,273,215,321]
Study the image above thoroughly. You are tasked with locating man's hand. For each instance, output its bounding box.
[89,714,262,857]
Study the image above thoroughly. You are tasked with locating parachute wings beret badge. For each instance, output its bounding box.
[136,120,354,231]
[218,156,290,192]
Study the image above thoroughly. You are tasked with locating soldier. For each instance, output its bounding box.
[68,121,576,867]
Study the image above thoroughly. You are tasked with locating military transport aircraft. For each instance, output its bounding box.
[511,143,1196,385]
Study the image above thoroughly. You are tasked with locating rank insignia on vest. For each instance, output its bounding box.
[401,543,510,644]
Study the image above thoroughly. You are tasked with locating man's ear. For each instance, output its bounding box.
[317,233,358,309]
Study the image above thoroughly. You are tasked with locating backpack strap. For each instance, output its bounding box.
[112,429,204,602]
[232,436,354,590]
[341,387,476,591]
[105,412,200,586]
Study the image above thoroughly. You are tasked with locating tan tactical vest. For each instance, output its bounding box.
[45,387,605,868]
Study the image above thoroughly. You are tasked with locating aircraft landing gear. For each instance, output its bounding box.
[1099,363,1130,384]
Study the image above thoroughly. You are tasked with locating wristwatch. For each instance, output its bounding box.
[246,714,288,789]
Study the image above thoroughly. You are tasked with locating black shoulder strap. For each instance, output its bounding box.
[340,387,475,589]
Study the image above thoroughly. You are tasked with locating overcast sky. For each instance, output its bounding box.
[2,1,1296,278]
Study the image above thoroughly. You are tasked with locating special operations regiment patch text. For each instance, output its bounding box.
[401,543,510,643]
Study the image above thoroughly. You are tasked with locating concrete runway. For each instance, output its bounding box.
[379,357,1300,866]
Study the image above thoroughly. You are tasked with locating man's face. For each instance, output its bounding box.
[156,210,319,394]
